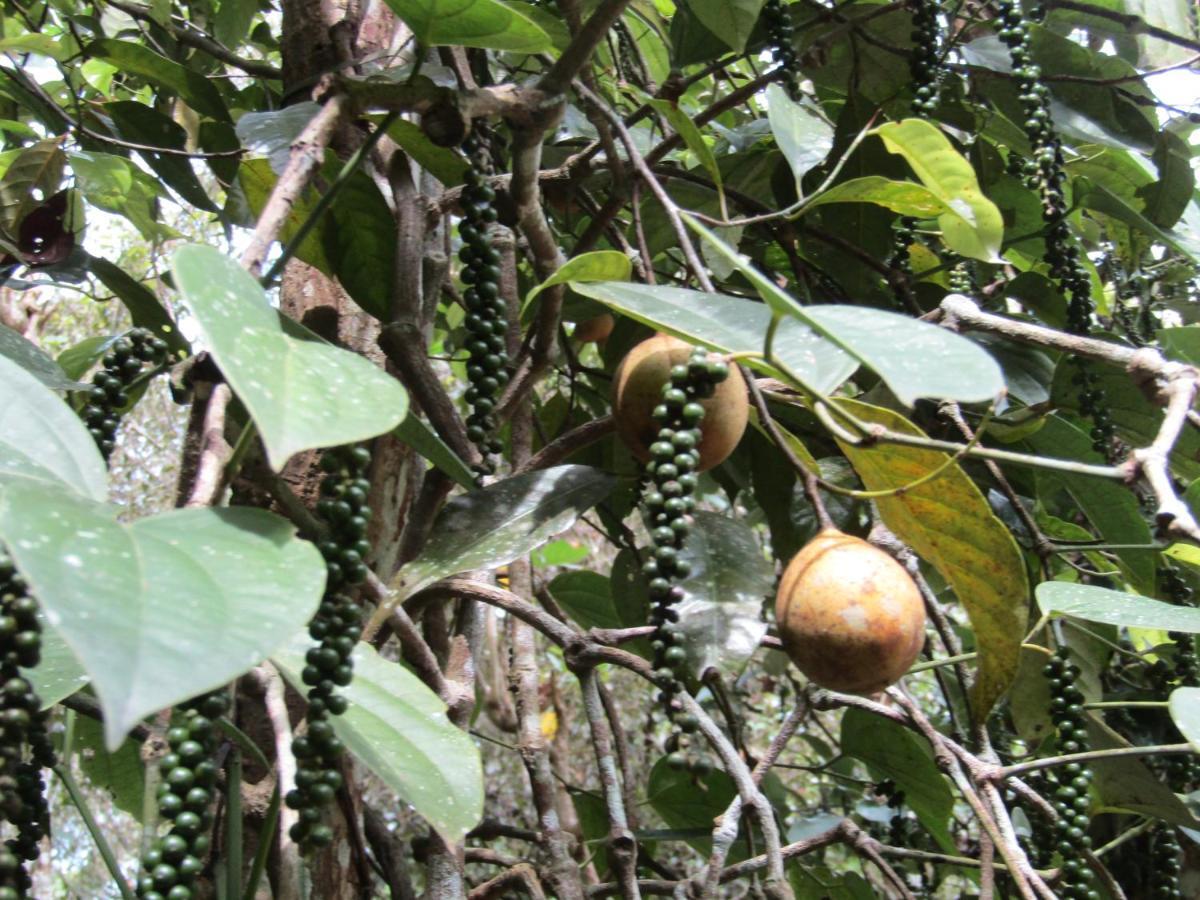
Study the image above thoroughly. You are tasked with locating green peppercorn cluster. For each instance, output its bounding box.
[1043,647,1097,899]
[948,261,975,296]
[887,217,917,308]
[642,346,729,776]
[908,0,943,114]
[761,0,799,98]
[1149,826,1183,900]
[0,552,52,900]
[459,133,508,479]
[288,445,371,850]
[82,328,169,460]
[994,0,1116,456]
[135,690,229,900]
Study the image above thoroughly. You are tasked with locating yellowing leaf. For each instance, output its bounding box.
[540,708,558,740]
[873,119,1004,262]
[834,399,1028,719]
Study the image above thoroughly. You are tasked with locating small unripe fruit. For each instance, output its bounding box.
[775,529,925,694]
[611,334,747,472]
[574,313,615,344]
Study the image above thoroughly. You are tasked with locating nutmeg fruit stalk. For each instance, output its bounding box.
[775,529,926,694]
[612,334,748,472]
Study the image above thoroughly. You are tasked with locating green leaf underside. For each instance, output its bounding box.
[27,622,88,709]
[393,413,476,489]
[834,399,1029,719]
[274,637,483,842]
[571,281,856,395]
[0,484,325,749]
[679,218,1005,404]
[0,355,107,500]
[394,465,616,595]
[1037,581,1200,633]
[171,244,409,470]
[767,84,834,196]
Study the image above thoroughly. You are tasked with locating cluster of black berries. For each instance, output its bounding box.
[995,0,1116,456]
[289,445,371,850]
[761,0,799,98]
[1043,647,1096,899]
[643,347,729,776]
[136,690,228,900]
[908,0,943,114]
[874,780,910,846]
[0,553,52,900]
[1149,826,1184,900]
[82,328,169,459]
[459,133,508,480]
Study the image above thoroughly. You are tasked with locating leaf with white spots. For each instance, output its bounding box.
[392,465,616,595]
[274,637,483,843]
[0,481,325,748]
[0,324,83,391]
[0,355,107,500]
[170,244,409,470]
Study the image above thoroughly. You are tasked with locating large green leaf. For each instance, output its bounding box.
[1036,582,1200,632]
[86,255,189,357]
[646,755,738,855]
[571,281,855,394]
[0,355,106,500]
[1170,686,1200,751]
[834,400,1029,719]
[0,138,64,237]
[841,708,954,850]
[392,465,615,595]
[106,102,218,213]
[523,250,632,323]
[0,484,326,748]
[171,244,408,470]
[321,169,396,320]
[379,0,553,51]
[548,569,645,633]
[238,159,335,277]
[1025,415,1156,593]
[1086,717,1199,827]
[872,119,1004,262]
[808,176,950,218]
[672,512,771,680]
[685,0,764,52]
[0,324,81,391]
[767,84,834,197]
[86,40,230,121]
[683,218,1005,405]
[70,150,172,241]
[274,638,483,842]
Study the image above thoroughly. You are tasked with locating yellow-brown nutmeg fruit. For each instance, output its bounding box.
[612,334,748,472]
[775,529,926,694]
[574,313,615,344]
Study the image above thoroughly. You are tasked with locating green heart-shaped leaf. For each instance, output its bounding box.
[171,244,408,470]
[0,355,107,500]
[0,482,325,748]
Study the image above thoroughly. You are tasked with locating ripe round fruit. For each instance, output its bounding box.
[574,313,615,344]
[611,334,748,472]
[774,529,926,694]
